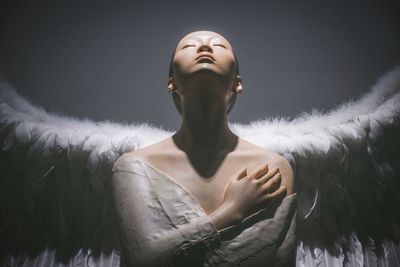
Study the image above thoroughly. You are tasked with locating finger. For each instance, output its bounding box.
[265,186,287,200]
[235,167,248,180]
[261,172,281,191]
[248,164,269,179]
[258,167,280,184]
[267,175,281,193]
[224,168,247,197]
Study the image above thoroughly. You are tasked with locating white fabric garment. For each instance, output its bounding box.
[111,153,297,267]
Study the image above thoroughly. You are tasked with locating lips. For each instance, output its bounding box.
[197,57,215,63]
[195,53,215,61]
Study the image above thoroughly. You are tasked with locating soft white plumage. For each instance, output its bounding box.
[1,66,399,266]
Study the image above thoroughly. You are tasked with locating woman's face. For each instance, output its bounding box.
[170,31,239,93]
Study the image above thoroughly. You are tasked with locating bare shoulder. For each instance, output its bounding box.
[126,137,172,157]
[123,136,182,169]
[113,138,170,171]
[239,138,295,195]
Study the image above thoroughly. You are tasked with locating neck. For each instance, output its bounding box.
[173,84,238,154]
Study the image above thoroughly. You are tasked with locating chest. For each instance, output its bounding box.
[139,146,275,214]
[161,158,267,215]
[176,171,232,215]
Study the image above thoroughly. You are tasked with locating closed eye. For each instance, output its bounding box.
[213,44,227,48]
[182,44,196,49]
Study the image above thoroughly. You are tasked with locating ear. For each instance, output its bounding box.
[167,77,174,93]
[234,75,243,94]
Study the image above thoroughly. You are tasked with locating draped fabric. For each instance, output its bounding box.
[111,155,297,267]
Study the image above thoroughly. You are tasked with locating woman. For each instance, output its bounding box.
[111,31,296,267]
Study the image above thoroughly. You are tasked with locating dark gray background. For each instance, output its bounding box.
[1,0,399,131]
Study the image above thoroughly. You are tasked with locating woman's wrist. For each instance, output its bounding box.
[209,203,243,230]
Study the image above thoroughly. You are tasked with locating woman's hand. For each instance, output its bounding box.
[225,164,286,219]
[209,164,287,230]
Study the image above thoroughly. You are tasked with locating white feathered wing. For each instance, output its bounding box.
[0,84,173,266]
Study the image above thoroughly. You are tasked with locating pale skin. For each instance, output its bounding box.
[127,31,295,230]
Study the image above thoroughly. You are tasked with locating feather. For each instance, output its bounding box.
[343,233,363,267]
[296,241,345,266]
[363,238,378,267]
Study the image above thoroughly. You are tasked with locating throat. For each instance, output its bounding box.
[172,129,238,178]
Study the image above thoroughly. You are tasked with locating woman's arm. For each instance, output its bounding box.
[206,194,297,266]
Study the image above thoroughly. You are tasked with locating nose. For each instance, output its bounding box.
[197,43,213,53]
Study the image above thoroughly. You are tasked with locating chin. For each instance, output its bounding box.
[191,69,224,81]
[190,64,229,77]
